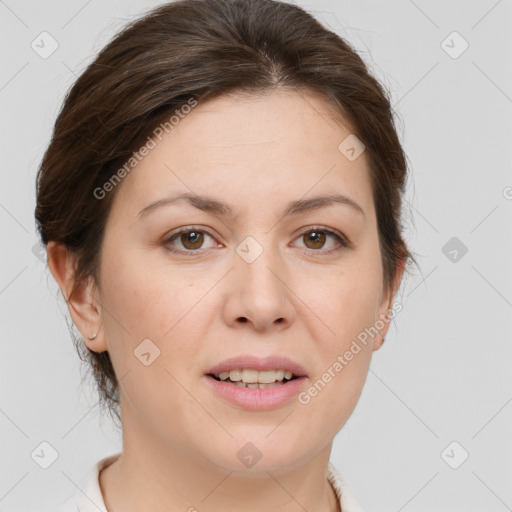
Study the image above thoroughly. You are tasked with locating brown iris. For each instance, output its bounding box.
[303,230,327,250]
[180,231,204,250]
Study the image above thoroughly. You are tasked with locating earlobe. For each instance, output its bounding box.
[46,241,107,353]
[372,327,386,352]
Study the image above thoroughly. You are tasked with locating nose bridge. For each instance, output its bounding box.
[226,233,295,330]
[236,234,284,295]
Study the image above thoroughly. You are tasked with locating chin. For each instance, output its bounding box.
[200,432,316,475]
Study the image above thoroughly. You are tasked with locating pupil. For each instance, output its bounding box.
[306,231,325,249]
[183,231,203,249]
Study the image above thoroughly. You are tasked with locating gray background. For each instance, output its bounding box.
[1,0,511,510]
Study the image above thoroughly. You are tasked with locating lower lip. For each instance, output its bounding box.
[203,375,308,410]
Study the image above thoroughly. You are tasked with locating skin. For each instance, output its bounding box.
[48,88,403,512]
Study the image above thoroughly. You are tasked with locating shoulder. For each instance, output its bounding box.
[327,461,366,512]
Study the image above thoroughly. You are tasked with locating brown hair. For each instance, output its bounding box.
[35,0,414,423]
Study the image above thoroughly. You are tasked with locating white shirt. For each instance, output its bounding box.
[53,453,365,511]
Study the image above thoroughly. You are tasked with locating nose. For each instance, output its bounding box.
[222,244,297,333]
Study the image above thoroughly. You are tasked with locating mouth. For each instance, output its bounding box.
[207,369,300,389]
[204,355,308,409]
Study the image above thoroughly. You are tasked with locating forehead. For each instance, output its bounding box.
[172,88,352,155]
[110,89,374,221]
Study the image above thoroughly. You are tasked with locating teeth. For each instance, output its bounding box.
[242,369,259,383]
[215,368,296,384]
[233,381,286,389]
[258,370,279,383]
[229,369,242,381]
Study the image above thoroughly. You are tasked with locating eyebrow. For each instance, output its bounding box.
[137,192,365,219]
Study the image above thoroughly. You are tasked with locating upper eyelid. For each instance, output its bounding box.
[164,226,216,242]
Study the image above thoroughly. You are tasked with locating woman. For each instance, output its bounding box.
[35,0,412,510]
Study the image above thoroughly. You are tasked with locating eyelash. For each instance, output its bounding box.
[162,225,351,257]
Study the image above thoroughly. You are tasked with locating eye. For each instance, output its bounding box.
[292,226,350,254]
[163,226,219,255]
[162,225,351,257]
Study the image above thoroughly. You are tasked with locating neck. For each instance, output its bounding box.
[99,415,340,512]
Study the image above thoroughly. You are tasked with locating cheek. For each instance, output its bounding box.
[98,244,232,393]
[100,244,197,333]
[293,257,381,427]
[96,257,208,421]
[299,319,375,437]
[300,252,382,348]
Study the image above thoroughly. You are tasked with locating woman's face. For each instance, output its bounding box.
[90,89,397,472]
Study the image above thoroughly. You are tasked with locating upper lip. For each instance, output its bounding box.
[206,355,308,377]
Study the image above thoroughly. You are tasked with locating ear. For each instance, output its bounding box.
[373,258,406,351]
[46,241,107,353]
